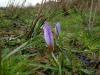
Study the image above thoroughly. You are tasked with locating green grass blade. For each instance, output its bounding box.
[3,41,28,61]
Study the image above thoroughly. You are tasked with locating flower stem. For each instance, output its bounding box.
[51,52,62,75]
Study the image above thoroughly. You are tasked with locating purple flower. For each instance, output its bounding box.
[55,22,61,36]
[43,22,54,52]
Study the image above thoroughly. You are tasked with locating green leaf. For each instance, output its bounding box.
[3,41,28,60]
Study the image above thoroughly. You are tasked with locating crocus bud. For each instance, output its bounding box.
[43,22,54,52]
[55,22,61,37]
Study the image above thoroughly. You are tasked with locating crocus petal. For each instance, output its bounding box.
[43,22,54,47]
[55,22,61,36]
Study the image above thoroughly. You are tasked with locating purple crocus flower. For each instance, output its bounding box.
[43,22,54,52]
[55,22,61,36]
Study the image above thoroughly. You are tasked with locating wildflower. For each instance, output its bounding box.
[43,22,54,52]
[55,22,61,37]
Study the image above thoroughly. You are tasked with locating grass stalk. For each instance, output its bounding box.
[88,0,94,33]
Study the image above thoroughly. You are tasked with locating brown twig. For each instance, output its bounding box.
[26,0,46,39]
[26,16,43,39]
